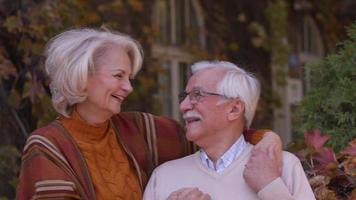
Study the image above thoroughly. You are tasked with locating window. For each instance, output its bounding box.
[154,0,204,46]
[156,0,171,44]
[152,0,205,120]
[298,16,324,92]
[298,16,324,57]
[157,62,173,116]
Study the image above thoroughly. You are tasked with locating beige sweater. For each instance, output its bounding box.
[143,144,315,200]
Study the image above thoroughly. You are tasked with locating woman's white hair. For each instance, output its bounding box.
[191,60,261,128]
[45,28,143,117]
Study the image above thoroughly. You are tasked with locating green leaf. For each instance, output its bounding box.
[3,15,22,32]
[7,89,21,109]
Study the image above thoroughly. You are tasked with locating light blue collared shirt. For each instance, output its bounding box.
[199,134,247,173]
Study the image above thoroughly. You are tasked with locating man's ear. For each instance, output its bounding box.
[227,100,244,121]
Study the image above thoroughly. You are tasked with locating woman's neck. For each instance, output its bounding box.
[75,104,111,125]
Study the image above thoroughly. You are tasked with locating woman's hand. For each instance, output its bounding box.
[243,131,283,192]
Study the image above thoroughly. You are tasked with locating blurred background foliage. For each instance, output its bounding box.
[295,23,356,152]
[289,130,356,199]
[0,0,156,198]
[0,0,355,199]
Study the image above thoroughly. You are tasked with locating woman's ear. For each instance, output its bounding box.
[227,100,244,121]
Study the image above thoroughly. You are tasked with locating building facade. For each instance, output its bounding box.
[150,0,355,145]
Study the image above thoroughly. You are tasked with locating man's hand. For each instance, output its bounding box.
[167,187,211,200]
[243,131,283,192]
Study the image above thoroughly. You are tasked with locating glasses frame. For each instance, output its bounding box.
[178,88,226,104]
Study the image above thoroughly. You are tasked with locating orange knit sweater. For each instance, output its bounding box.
[59,111,141,200]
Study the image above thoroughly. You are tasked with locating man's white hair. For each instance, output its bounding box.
[45,28,143,117]
[191,60,261,128]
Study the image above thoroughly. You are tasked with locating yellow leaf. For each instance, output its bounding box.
[18,38,32,51]
[128,0,143,12]
[3,15,22,32]
[8,89,21,109]
[325,162,338,170]
[22,78,32,99]
[31,42,44,55]
[343,156,356,176]
[85,12,101,24]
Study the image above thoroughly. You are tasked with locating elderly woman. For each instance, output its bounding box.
[16,28,281,200]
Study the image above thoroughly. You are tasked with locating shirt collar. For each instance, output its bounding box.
[199,134,247,173]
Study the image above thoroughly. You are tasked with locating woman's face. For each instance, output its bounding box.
[77,45,133,121]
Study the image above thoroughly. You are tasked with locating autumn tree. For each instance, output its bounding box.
[0,0,154,198]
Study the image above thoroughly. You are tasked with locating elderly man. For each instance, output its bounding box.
[143,61,315,200]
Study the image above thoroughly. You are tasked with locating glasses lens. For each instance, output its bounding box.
[191,89,202,102]
[178,91,188,102]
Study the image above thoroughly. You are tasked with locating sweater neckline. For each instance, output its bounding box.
[59,109,110,143]
[193,144,253,178]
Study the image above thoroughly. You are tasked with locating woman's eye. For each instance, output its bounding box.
[114,74,123,79]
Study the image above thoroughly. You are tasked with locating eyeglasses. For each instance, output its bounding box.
[178,88,226,103]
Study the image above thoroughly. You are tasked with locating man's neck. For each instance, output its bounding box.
[200,134,246,173]
[202,129,243,164]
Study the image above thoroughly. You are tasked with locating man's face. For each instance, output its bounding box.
[179,69,231,147]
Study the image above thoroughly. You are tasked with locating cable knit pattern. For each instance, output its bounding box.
[59,111,141,200]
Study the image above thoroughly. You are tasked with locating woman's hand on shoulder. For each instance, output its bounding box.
[243,131,283,192]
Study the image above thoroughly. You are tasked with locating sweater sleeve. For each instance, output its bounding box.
[16,131,85,200]
[257,155,316,200]
[17,151,81,200]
